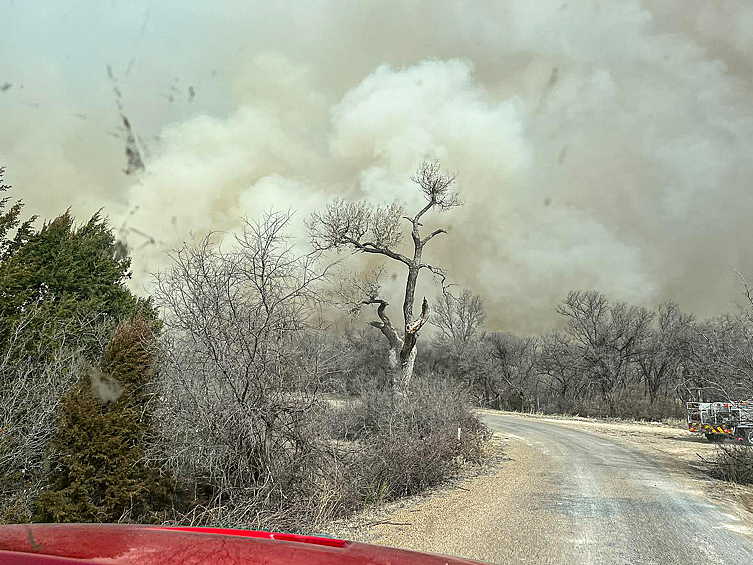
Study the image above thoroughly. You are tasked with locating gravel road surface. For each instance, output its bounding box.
[338,413,753,564]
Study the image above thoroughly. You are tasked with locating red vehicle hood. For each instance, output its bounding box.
[0,524,490,565]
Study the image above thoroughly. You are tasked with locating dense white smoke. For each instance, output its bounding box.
[2,0,753,332]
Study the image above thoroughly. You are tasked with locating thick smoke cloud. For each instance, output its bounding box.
[2,1,753,333]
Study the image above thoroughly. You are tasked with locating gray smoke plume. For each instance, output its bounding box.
[2,1,753,332]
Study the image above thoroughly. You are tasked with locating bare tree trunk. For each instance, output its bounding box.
[403,266,419,325]
[373,298,429,400]
[396,345,418,401]
[385,342,400,392]
[383,342,416,402]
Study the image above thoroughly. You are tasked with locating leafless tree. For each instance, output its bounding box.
[0,301,91,522]
[557,290,654,411]
[536,331,587,406]
[308,160,461,400]
[482,332,540,411]
[427,288,487,400]
[150,211,341,530]
[432,289,486,347]
[685,316,753,401]
[635,301,694,404]
[679,272,753,401]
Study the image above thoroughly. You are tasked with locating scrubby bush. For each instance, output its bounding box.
[706,444,753,485]
[324,326,392,395]
[320,377,490,505]
[547,386,685,421]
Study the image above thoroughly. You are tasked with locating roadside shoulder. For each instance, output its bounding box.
[324,433,567,564]
[324,433,508,542]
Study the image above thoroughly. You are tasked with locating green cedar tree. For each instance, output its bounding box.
[34,315,174,523]
[0,209,156,357]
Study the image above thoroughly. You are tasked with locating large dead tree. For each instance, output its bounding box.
[308,160,461,400]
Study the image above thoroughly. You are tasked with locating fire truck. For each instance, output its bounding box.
[686,401,753,443]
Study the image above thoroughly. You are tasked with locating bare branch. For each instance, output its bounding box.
[419,262,450,292]
[307,198,408,264]
[407,297,430,335]
[410,160,462,221]
[421,228,447,246]
[734,268,753,309]
[350,241,412,266]
[330,265,387,316]
[364,299,402,350]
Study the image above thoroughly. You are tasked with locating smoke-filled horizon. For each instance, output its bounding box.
[2,0,753,333]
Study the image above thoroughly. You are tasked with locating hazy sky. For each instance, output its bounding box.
[2,0,753,333]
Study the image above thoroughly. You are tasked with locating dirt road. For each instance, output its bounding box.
[335,413,753,564]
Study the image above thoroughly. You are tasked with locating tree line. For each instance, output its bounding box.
[400,286,753,420]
